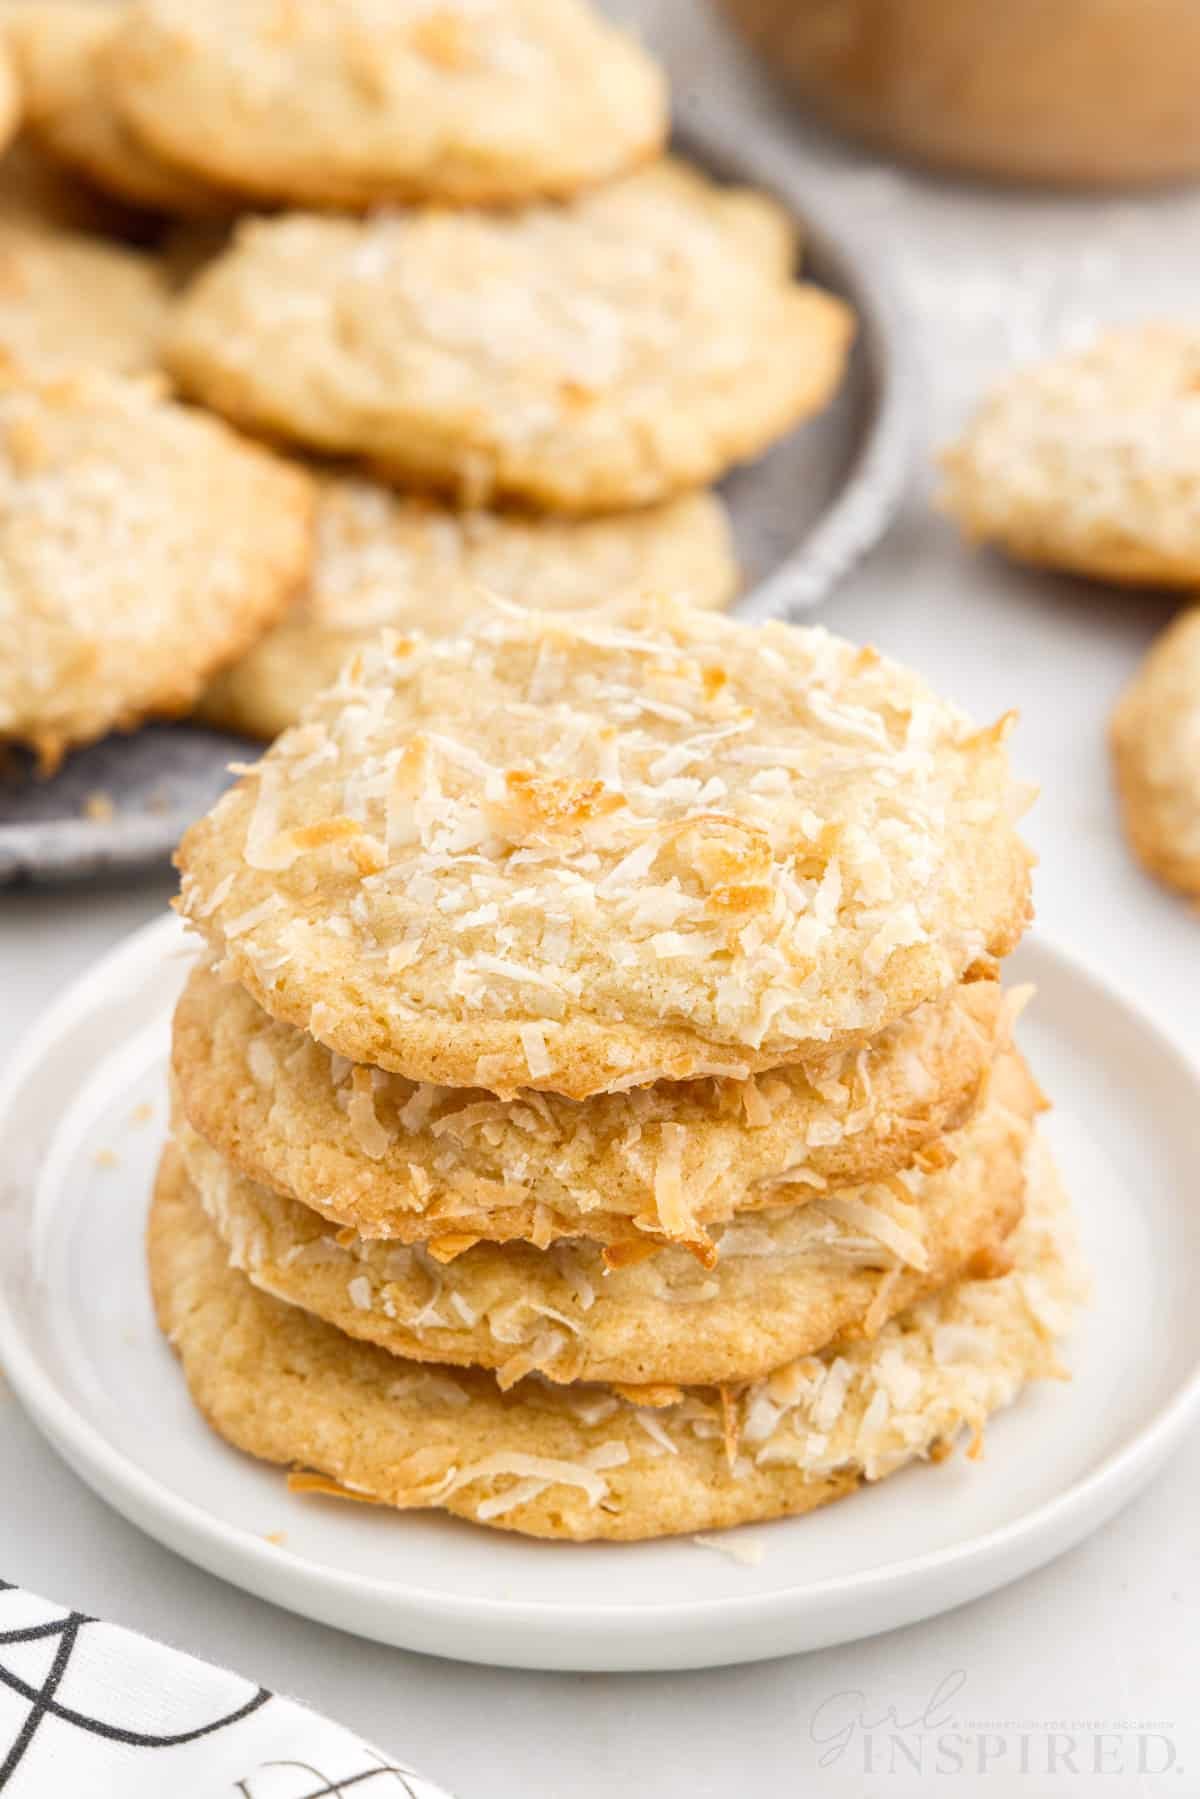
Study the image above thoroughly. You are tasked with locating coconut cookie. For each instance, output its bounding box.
[7,3,232,217]
[178,1047,1039,1390]
[1111,609,1200,897]
[198,479,739,742]
[109,0,667,211]
[163,162,852,512]
[0,217,168,373]
[941,325,1200,586]
[176,598,1033,1100]
[172,962,1016,1252]
[0,368,314,769]
[149,1136,1083,1541]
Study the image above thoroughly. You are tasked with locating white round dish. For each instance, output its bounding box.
[0,918,1197,1673]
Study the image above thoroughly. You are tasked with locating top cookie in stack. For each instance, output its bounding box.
[176,596,1033,1102]
[159,596,1083,1542]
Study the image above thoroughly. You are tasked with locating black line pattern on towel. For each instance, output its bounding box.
[0,1583,272,1789]
[236,1756,427,1798]
[0,1613,81,1788]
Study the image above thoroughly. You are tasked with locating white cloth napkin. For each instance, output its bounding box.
[0,1581,458,1797]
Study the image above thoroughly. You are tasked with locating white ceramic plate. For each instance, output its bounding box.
[1,918,1197,1673]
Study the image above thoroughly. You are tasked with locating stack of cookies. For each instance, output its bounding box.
[159,596,1087,1542]
[1,0,853,769]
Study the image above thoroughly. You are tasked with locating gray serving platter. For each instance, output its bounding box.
[0,118,914,886]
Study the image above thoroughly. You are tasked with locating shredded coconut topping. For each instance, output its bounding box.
[178,595,1026,1094]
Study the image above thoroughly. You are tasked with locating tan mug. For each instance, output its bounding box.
[718,0,1200,186]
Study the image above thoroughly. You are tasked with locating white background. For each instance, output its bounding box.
[4,6,1200,1794]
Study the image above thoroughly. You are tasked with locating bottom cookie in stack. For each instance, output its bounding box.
[148,1117,1087,1543]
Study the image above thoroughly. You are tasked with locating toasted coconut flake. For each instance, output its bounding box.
[603,1238,664,1271]
[426,1233,482,1263]
[612,1381,685,1408]
[963,956,1001,984]
[288,815,363,852]
[912,1138,956,1174]
[348,835,388,876]
[489,769,626,844]
[964,1240,1015,1281]
[287,1471,390,1506]
[960,710,1018,753]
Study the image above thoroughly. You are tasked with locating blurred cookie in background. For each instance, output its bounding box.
[108,0,669,210]
[1111,608,1200,899]
[0,212,167,370]
[7,1,235,216]
[165,162,853,512]
[0,365,315,770]
[941,325,1200,588]
[199,477,739,741]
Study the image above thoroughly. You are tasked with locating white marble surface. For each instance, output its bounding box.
[3,9,1200,1794]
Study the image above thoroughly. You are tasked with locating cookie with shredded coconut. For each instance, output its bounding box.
[172,961,1017,1252]
[162,161,850,512]
[198,478,739,742]
[0,367,315,769]
[940,325,1200,586]
[108,0,667,211]
[177,1046,1039,1389]
[0,216,168,374]
[1111,608,1200,896]
[7,3,233,217]
[175,597,1034,1100]
[149,1133,1084,1540]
